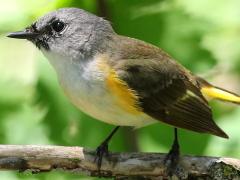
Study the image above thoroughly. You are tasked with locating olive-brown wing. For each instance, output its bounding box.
[115,58,228,138]
[110,35,228,138]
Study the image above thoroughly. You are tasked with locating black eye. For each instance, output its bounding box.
[51,20,65,32]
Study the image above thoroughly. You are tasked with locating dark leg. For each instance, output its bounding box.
[95,126,120,171]
[164,128,180,174]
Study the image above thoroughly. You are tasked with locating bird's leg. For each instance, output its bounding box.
[95,126,120,171]
[164,128,180,175]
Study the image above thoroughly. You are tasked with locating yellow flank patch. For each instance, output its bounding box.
[96,55,142,114]
[201,87,240,103]
[106,69,142,114]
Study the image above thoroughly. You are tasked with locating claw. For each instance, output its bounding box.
[94,141,109,172]
[164,128,180,176]
[164,146,180,175]
[93,126,120,175]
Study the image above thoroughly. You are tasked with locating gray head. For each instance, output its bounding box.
[8,8,115,59]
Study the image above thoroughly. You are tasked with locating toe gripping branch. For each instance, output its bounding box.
[94,126,120,172]
[95,126,180,177]
[164,128,180,175]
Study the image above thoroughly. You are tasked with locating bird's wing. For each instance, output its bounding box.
[111,36,228,138]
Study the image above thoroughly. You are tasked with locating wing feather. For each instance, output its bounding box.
[110,35,228,138]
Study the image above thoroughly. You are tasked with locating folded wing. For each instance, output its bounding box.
[112,36,228,138]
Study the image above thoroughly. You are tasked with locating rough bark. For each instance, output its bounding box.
[0,145,239,179]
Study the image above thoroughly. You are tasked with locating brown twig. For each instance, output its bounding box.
[97,0,109,19]
[0,145,239,179]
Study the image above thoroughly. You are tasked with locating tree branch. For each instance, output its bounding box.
[0,145,239,179]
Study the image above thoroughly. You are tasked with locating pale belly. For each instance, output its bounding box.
[57,61,157,128]
[61,77,157,127]
[44,52,157,127]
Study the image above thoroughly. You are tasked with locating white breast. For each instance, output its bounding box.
[43,51,157,127]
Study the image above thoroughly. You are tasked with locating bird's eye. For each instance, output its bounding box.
[51,20,65,33]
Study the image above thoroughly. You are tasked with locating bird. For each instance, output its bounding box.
[7,7,240,174]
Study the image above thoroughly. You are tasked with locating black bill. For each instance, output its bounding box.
[7,31,39,39]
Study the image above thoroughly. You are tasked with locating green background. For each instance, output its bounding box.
[0,0,240,179]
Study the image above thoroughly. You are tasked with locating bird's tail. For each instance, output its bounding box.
[197,77,240,104]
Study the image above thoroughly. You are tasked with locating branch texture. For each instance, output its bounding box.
[0,145,239,179]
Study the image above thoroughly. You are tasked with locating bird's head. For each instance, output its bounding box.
[8,8,114,60]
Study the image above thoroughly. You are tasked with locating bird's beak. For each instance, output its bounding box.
[7,30,39,39]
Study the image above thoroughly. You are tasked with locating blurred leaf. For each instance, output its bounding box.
[2,104,49,144]
[177,0,240,26]
[0,38,37,105]
[204,108,240,157]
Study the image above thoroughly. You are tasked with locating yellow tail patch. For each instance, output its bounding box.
[201,86,240,104]
[96,54,142,114]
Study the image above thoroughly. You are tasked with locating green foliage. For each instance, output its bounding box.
[0,0,240,179]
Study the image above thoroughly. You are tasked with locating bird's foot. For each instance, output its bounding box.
[164,128,180,176]
[164,146,180,175]
[164,150,187,179]
[94,141,109,175]
[93,126,120,177]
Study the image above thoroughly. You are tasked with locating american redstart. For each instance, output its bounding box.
[7,8,240,173]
